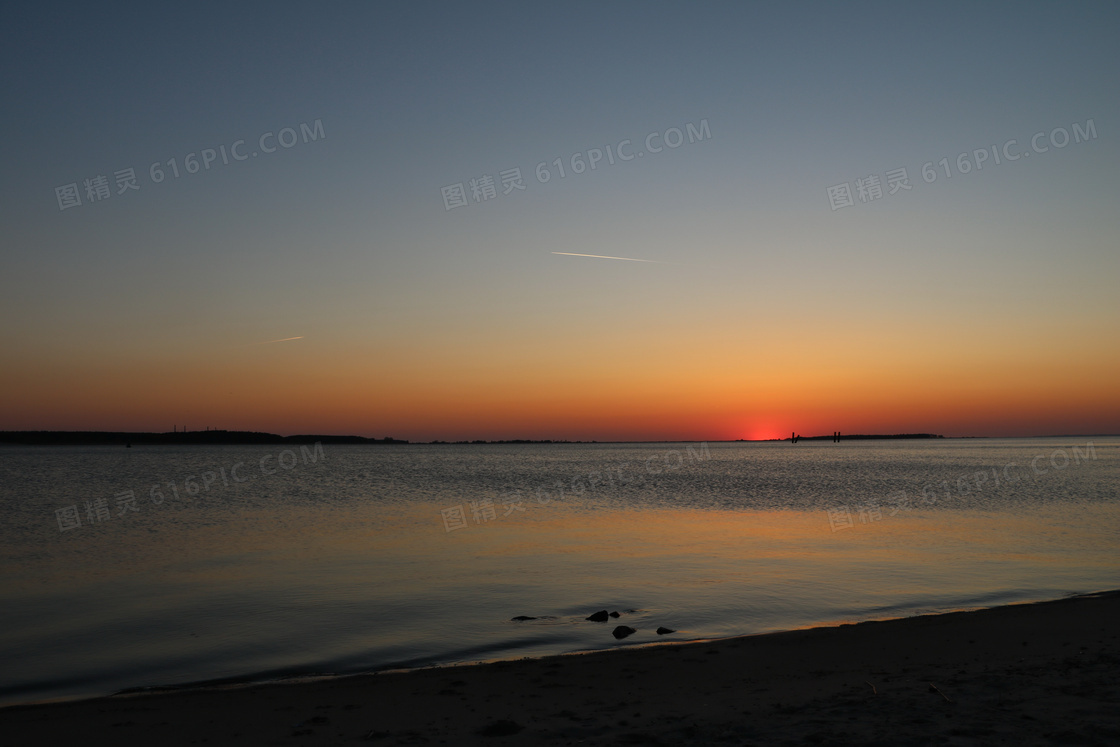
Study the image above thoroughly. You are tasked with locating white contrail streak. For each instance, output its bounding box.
[551,252,674,264]
[256,336,304,345]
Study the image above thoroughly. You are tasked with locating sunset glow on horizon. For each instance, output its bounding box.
[1,2,1117,443]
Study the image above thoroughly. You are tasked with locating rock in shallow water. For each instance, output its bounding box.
[586,610,610,622]
[612,625,637,639]
[510,616,538,621]
[609,611,621,618]
[656,626,676,635]
[476,719,524,736]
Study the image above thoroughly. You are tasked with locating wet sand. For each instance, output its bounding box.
[2,591,1118,746]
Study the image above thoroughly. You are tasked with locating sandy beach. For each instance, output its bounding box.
[2,590,1117,746]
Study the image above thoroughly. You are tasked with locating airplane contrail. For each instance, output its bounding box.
[551,252,675,264]
[256,336,304,345]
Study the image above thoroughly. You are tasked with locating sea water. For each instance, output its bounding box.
[1,438,1117,706]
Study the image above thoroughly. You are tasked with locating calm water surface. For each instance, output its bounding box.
[1,438,1117,706]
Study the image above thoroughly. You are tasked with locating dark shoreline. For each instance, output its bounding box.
[2,590,1117,744]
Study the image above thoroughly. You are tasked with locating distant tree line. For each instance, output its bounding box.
[0,430,408,446]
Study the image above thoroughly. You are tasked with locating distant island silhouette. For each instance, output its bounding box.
[0,430,408,446]
[783,433,944,442]
[0,430,597,446]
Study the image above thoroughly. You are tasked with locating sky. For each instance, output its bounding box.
[1,1,1118,441]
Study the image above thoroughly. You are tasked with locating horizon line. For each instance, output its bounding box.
[2,429,1117,444]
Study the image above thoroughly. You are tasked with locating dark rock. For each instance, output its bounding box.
[613,625,637,639]
[656,627,676,635]
[476,719,524,736]
[510,615,537,621]
[586,610,610,622]
[609,611,621,618]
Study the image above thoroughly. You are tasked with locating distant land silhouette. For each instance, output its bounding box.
[19,430,1119,446]
[0,431,598,446]
[0,430,408,446]
[783,433,945,442]
[0,430,958,447]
